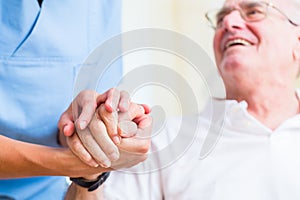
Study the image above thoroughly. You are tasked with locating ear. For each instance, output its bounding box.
[292,27,300,61]
[292,27,300,77]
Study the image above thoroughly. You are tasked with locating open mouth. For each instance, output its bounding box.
[225,39,252,50]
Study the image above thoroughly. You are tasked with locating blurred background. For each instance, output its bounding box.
[121,0,300,118]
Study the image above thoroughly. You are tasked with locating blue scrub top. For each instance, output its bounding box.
[0,0,122,199]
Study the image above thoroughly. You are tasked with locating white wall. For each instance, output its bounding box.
[121,0,300,120]
[121,0,227,120]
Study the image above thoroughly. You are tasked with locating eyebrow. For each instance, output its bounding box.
[240,1,263,9]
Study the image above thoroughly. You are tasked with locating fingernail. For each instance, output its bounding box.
[139,105,145,113]
[100,160,111,168]
[113,136,121,145]
[63,125,68,134]
[79,120,87,130]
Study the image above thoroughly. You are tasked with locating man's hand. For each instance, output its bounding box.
[112,105,152,169]
[58,88,130,167]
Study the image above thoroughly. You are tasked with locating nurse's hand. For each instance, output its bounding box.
[75,101,148,168]
[58,88,131,167]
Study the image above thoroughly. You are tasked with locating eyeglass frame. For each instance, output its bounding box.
[205,1,299,29]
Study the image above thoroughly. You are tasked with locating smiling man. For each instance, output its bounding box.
[211,0,300,130]
[68,0,300,199]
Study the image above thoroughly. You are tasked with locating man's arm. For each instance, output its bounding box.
[64,183,104,200]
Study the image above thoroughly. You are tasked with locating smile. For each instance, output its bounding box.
[225,38,252,50]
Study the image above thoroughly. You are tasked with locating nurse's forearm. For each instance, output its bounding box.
[0,135,106,179]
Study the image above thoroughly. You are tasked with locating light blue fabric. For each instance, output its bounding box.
[0,0,122,199]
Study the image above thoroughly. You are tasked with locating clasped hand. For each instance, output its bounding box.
[58,89,152,172]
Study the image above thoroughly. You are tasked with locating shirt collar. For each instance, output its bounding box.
[202,89,300,136]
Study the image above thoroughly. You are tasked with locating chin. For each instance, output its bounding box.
[219,57,247,73]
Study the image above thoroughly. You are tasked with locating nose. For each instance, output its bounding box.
[221,10,246,31]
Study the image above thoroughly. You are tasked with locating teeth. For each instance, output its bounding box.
[225,39,251,49]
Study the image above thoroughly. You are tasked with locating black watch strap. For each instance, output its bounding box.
[70,172,110,192]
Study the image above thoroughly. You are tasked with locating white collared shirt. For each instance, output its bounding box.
[104,90,300,200]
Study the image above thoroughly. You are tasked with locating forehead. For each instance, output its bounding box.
[220,0,265,10]
[223,0,287,7]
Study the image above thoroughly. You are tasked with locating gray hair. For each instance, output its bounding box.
[257,0,300,24]
[276,0,300,25]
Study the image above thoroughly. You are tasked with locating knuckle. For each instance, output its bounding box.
[83,156,94,163]
[99,104,107,115]
[89,118,105,133]
[138,141,151,154]
[77,90,98,103]
[109,88,118,95]
[88,117,97,129]
[106,148,119,160]
[98,105,110,120]
[121,90,129,97]
[105,146,116,154]
[71,139,82,153]
[77,90,88,99]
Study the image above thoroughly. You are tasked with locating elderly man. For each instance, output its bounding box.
[62,0,300,199]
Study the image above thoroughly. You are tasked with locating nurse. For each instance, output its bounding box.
[0,0,149,199]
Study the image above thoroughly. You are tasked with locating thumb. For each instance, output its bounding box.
[118,120,138,138]
[63,122,75,137]
[58,108,75,137]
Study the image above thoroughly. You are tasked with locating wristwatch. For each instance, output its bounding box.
[70,172,110,192]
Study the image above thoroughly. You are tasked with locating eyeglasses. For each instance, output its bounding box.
[205,1,298,29]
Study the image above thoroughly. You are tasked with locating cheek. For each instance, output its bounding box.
[213,33,222,62]
[258,29,299,77]
[262,34,294,63]
[259,26,293,53]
